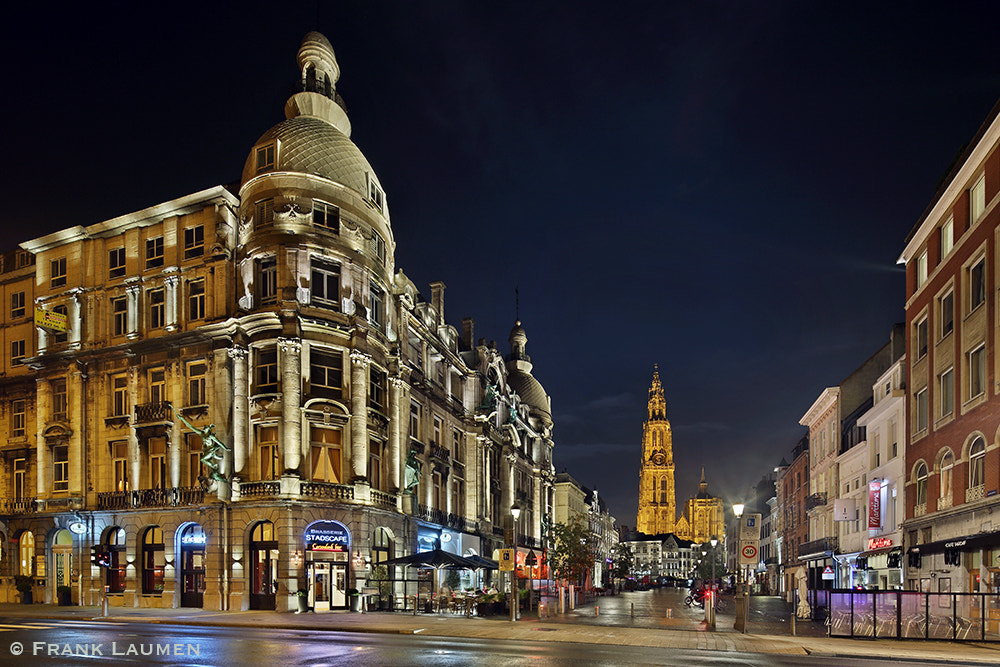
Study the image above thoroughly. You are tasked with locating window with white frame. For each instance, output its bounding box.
[938,367,954,418]
[939,290,954,338]
[915,316,928,359]
[369,179,384,213]
[971,175,986,223]
[146,237,164,268]
[53,445,69,492]
[50,257,67,288]
[184,226,205,259]
[969,437,986,489]
[310,258,340,309]
[11,290,25,319]
[969,256,986,311]
[916,250,928,288]
[915,462,928,505]
[888,417,898,458]
[968,344,986,399]
[109,247,126,278]
[915,387,928,433]
[941,216,954,257]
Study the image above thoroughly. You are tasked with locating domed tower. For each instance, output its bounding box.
[238,31,394,321]
[636,366,676,535]
[232,32,396,491]
[505,320,553,433]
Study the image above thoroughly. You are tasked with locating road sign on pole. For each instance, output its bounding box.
[739,541,758,565]
[499,548,515,571]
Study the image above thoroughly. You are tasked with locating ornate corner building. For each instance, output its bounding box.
[0,32,556,612]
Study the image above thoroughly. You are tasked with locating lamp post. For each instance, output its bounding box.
[708,536,718,630]
[732,503,746,633]
[510,502,521,622]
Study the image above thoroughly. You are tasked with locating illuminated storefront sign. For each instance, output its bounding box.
[867,537,893,550]
[303,520,350,552]
[868,480,881,529]
[181,533,207,545]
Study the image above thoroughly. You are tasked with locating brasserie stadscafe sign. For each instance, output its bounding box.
[304,520,350,552]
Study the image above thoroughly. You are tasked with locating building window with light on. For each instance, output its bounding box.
[971,176,986,223]
[915,250,927,288]
[309,426,342,483]
[142,527,165,594]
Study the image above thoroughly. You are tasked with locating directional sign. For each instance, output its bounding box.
[739,541,758,565]
[499,548,515,571]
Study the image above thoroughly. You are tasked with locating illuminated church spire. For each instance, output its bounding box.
[636,366,676,535]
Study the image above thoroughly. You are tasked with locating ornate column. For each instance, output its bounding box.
[278,338,302,474]
[35,378,50,500]
[68,290,83,349]
[128,367,140,488]
[229,346,249,478]
[69,365,86,496]
[125,284,140,340]
[168,360,182,489]
[164,274,179,331]
[349,350,371,482]
[388,375,407,492]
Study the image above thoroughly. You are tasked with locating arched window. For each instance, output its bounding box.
[939,451,954,500]
[141,526,165,594]
[105,527,127,594]
[970,437,986,488]
[915,462,928,505]
[18,530,34,576]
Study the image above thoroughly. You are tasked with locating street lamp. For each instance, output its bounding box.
[708,536,719,630]
[732,503,747,633]
[510,502,521,622]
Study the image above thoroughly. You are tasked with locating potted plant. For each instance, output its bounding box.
[295,588,309,614]
[57,585,72,606]
[347,588,362,612]
[14,575,33,605]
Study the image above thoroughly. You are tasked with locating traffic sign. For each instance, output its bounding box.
[739,513,762,541]
[822,565,835,580]
[499,548,515,571]
[739,542,758,565]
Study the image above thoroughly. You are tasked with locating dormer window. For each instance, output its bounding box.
[256,143,275,173]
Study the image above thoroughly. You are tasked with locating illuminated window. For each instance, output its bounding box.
[310,426,342,483]
[11,290,25,318]
[255,143,275,173]
[184,226,204,259]
[146,237,164,268]
[50,257,67,288]
[188,279,205,320]
[141,526,165,594]
[915,250,927,288]
[940,217,954,257]
[310,258,340,309]
[112,441,129,492]
[109,247,126,278]
[18,531,34,575]
[971,176,986,222]
[313,201,339,231]
[257,425,279,481]
[105,526,127,593]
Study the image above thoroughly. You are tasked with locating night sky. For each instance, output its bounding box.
[4,2,1000,525]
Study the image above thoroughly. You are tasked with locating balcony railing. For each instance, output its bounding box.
[96,486,205,510]
[300,481,354,501]
[914,502,927,517]
[800,536,838,556]
[806,493,828,511]
[938,495,953,509]
[3,498,37,514]
[429,443,450,463]
[370,488,396,510]
[239,481,280,498]
[966,485,986,503]
[134,401,172,424]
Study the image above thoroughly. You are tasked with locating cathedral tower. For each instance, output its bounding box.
[636,367,676,535]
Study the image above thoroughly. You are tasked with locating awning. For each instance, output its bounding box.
[859,545,900,559]
[797,550,834,562]
[907,530,1000,555]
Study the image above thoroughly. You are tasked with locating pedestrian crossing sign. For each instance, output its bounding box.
[499,548,515,571]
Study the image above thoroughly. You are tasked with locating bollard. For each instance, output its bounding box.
[791,608,796,636]
[631,602,634,618]
[666,608,672,618]
[595,605,599,616]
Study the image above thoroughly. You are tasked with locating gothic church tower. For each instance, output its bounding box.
[636,367,676,535]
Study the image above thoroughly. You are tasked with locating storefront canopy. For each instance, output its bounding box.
[907,530,1000,556]
[380,549,480,570]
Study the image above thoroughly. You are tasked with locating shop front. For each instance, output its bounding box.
[304,520,351,612]
[178,523,206,608]
[855,536,903,590]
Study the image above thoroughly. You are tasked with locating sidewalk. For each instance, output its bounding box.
[2,602,1000,664]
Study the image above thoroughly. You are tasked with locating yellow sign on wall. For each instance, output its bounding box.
[499,548,515,571]
[34,307,68,333]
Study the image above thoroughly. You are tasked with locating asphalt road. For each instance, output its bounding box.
[0,617,969,667]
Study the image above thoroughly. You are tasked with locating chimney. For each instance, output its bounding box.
[430,281,446,326]
[461,317,475,351]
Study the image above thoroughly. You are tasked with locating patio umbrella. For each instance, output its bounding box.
[381,548,479,569]
[462,554,499,570]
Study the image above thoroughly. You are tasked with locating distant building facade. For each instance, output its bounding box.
[636,368,676,536]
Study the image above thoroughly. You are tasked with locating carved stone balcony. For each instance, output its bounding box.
[300,482,354,501]
[938,495,953,509]
[239,481,281,498]
[914,502,927,517]
[966,484,986,503]
[96,486,204,510]
[134,401,173,425]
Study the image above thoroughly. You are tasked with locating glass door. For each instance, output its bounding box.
[312,562,331,611]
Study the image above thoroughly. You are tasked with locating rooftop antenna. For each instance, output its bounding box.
[515,286,520,321]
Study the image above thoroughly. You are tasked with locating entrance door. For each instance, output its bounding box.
[312,562,331,611]
[179,524,205,608]
[249,522,277,610]
[52,529,73,604]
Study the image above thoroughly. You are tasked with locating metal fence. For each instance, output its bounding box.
[829,589,1000,641]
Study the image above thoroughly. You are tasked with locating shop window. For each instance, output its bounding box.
[141,526,165,594]
[18,530,34,575]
